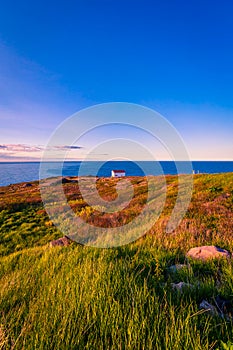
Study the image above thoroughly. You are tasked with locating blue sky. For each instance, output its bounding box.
[0,0,232,160]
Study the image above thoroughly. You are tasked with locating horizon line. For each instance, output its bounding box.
[0,159,233,163]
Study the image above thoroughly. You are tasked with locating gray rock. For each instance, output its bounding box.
[168,264,188,273]
[199,297,233,320]
[199,300,218,316]
[171,282,194,292]
[186,245,231,261]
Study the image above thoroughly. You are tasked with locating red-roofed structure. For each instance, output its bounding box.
[111,170,126,177]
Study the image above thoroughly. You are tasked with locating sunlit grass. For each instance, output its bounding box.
[0,173,233,349]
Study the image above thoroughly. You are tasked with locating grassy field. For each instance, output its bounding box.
[0,173,233,349]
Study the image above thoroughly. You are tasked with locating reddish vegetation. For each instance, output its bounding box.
[0,173,232,252]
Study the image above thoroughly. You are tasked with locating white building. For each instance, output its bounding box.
[111,170,126,177]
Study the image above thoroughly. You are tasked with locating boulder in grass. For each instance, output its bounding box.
[199,297,233,320]
[50,236,72,247]
[168,264,188,273]
[171,282,194,292]
[199,300,218,316]
[186,245,231,261]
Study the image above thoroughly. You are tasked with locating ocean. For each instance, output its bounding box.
[0,161,233,187]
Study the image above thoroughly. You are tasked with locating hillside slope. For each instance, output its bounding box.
[0,173,233,349]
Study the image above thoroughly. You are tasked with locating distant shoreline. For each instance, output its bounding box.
[0,160,232,164]
[1,161,233,187]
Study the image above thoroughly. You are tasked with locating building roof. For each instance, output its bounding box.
[112,169,126,173]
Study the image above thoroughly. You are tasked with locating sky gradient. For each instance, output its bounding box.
[0,0,232,161]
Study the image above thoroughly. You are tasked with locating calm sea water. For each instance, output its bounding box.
[0,161,233,187]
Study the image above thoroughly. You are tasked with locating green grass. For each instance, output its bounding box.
[0,173,233,349]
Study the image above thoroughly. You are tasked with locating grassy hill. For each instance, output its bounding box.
[0,173,233,349]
